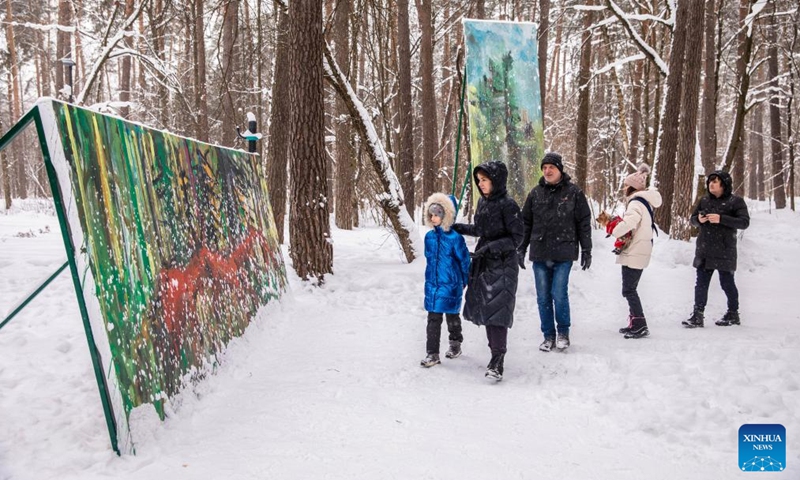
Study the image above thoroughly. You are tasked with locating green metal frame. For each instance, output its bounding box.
[0,261,68,331]
[450,69,472,213]
[0,104,120,455]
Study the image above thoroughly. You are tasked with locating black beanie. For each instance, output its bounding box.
[541,152,564,173]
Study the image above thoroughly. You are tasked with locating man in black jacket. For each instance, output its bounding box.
[683,170,750,328]
[517,152,592,352]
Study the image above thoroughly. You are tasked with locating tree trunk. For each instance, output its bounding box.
[721,0,754,174]
[699,0,718,175]
[548,20,562,111]
[36,26,52,195]
[733,136,746,196]
[149,0,169,127]
[642,58,652,167]
[334,0,356,230]
[396,0,415,215]
[731,0,749,197]
[193,0,210,142]
[220,0,240,146]
[74,0,86,97]
[56,0,72,99]
[267,1,291,243]
[749,102,764,199]
[574,6,593,190]
[788,18,797,211]
[0,115,10,209]
[289,0,333,282]
[437,5,457,193]
[671,0,705,241]
[629,59,643,166]
[119,0,135,118]
[601,26,629,160]
[5,0,26,199]
[416,0,438,204]
[538,0,549,126]
[767,6,787,209]
[653,0,690,235]
[475,0,485,19]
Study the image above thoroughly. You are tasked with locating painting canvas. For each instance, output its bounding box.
[463,19,545,206]
[37,99,287,452]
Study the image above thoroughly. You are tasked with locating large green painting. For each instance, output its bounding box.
[464,19,545,206]
[39,100,287,452]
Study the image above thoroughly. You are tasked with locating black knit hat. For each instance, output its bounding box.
[541,152,564,173]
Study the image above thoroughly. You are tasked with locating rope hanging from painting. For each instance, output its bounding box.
[451,68,471,213]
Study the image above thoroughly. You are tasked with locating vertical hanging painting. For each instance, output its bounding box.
[463,19,545,206]
[37,99,287,453]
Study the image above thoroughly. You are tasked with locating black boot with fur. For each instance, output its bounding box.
[623,317,649,339]
[619,315,634,334]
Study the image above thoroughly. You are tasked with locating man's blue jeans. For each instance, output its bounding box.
[533,260,573,338]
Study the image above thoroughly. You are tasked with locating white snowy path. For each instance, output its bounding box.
[1,201,799,479]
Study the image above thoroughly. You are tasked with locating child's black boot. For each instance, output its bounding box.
[420,353,440,368]
[445,341,462,359]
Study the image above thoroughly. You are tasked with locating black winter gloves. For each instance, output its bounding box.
[470,245,489,259]
[517,251,526,269]
[580,250,592,271]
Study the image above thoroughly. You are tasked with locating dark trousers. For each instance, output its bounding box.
[621,266,645,318]
[485,325,508,355]
[694,268,739,312]
[426,312,463,354]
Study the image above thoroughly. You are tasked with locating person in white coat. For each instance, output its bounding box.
[605,164,662,338]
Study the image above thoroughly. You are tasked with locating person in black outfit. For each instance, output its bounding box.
[452,161,523,381]
[517,152,592,352]
[683,170,750,328]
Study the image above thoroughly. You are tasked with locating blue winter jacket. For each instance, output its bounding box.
[424,227,471,314]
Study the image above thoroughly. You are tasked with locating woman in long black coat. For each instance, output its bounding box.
[452,161,523,381]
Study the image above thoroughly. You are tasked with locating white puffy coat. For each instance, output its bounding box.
[611,189,663,269]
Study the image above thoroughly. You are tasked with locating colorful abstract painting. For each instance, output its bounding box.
[37,100,287,452]
[464,19,545,206]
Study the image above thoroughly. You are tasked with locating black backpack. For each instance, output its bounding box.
[630,197,658,237]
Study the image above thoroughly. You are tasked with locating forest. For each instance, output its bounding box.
[1,0,798,282]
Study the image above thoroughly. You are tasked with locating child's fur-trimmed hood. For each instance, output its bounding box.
[424,193,457,231]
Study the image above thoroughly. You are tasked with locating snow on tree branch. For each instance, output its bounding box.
[0,21,77,33]
[572,5,607,11]
[605,0,669,78]
[745,0,768,37]
[593,53,646,77]
[322,41,421,263]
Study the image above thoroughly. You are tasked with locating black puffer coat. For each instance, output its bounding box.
[690,170,750,272]
[453,161,523,328]
[518,173,592,262]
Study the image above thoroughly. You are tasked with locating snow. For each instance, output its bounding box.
[1,198,799,479]
[745,0,769,37]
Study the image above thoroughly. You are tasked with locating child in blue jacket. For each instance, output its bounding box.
[420,193,471,367]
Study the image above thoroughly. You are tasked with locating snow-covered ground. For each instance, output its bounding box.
[1,198,798,479]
